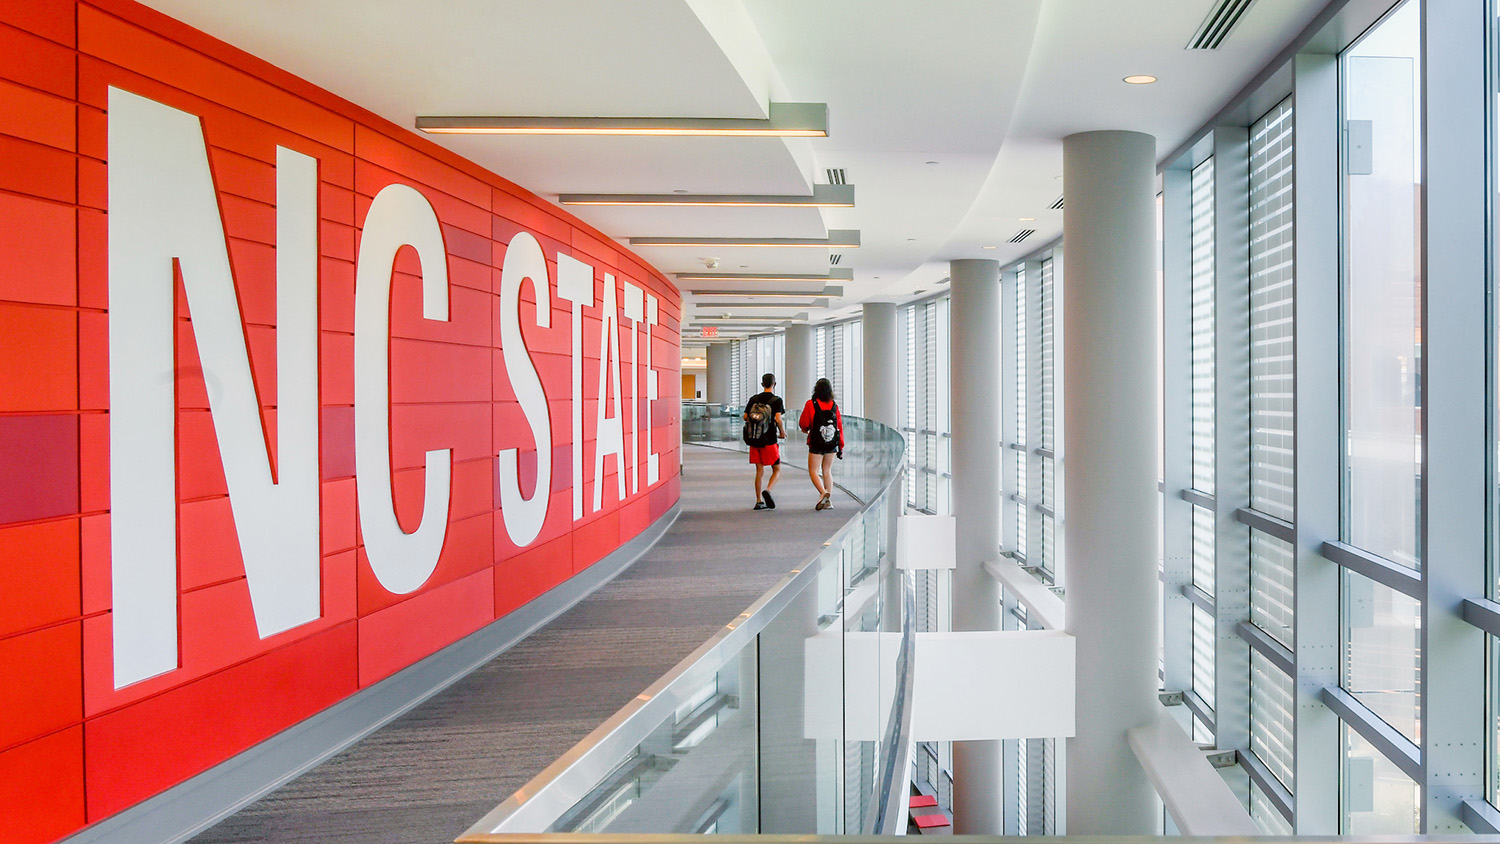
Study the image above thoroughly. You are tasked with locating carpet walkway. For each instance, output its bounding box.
[189,446,852,844]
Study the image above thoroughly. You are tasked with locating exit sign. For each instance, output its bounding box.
[700,326,718,338]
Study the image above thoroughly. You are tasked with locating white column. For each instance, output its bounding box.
[948,259,1002,833]
[706,343,731,406]
[785,323,814,411]
[861,303,897,430]
[1060,130,1158,835]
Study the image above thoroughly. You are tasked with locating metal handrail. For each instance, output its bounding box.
[461,417,909,839]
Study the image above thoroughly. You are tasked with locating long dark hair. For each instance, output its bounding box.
[812,378,834,403]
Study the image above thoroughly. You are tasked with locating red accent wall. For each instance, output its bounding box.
[0,2,683,841]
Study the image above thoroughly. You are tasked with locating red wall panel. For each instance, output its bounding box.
[0,2,683,841]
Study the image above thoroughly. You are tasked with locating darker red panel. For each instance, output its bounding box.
[356,569,493,687]
[0,414,78,526]
[0,727,84,844]
[0,518,80,637]
[0,622,81,752]
[84,623,358,820]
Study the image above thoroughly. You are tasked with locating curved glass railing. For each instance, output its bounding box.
[680,402,903,506]
[459,408,911,838]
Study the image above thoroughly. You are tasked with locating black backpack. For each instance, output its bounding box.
[810,401,839,447]
[743,400,775,445]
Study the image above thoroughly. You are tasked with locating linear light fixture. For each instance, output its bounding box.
[632,230,859,249]
[676,269,853,284]
[559,184,853,208]
[696,301,827,309]
[416,102,828,137]
[690,288,842,299]
[690,314,808,323]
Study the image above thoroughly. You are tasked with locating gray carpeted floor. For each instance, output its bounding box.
[189,446,851,844]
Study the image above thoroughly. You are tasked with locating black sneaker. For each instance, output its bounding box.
[761,490,776,509]
[754,501,769,510]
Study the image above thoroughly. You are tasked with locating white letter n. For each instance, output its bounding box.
[108,88,321,689]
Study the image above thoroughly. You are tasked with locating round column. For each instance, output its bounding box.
[1061,130,1158,834]
[861,303,897,429]
[785,324,814,410]
[706,343,731,406]
[948,259,1002,834]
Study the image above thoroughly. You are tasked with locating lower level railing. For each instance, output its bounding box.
[458,408,911,838]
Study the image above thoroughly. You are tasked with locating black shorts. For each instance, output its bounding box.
[808,442,839,455]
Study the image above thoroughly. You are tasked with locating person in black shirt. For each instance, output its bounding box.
[742,373,786,510]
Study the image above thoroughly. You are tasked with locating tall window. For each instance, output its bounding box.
[1246,98,1297,823]
[1339,0,1422,832]
[814,319,864,416]
[899,297,951,514]
[1188,155,1217,734]
[1038,258,1059,576]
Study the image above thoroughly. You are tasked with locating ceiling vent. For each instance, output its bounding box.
[1187,0,1258,50]
[830,253,842,265]
[826,168,847,185]
[1049,195,1065,210]
[1009,229,1036,244]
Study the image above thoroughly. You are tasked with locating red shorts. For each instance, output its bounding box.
[749,444,781,466]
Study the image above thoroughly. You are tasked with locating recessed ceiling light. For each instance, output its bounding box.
[906,237,916,242]
[1123,75,1158,85]
[914,289,926,295]
[1019,217,1036,222]
[673,189,689,194]
[925,160,939,165]
[982,245,997,250]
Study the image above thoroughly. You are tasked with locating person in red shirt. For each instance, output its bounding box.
[798,378,844,510]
